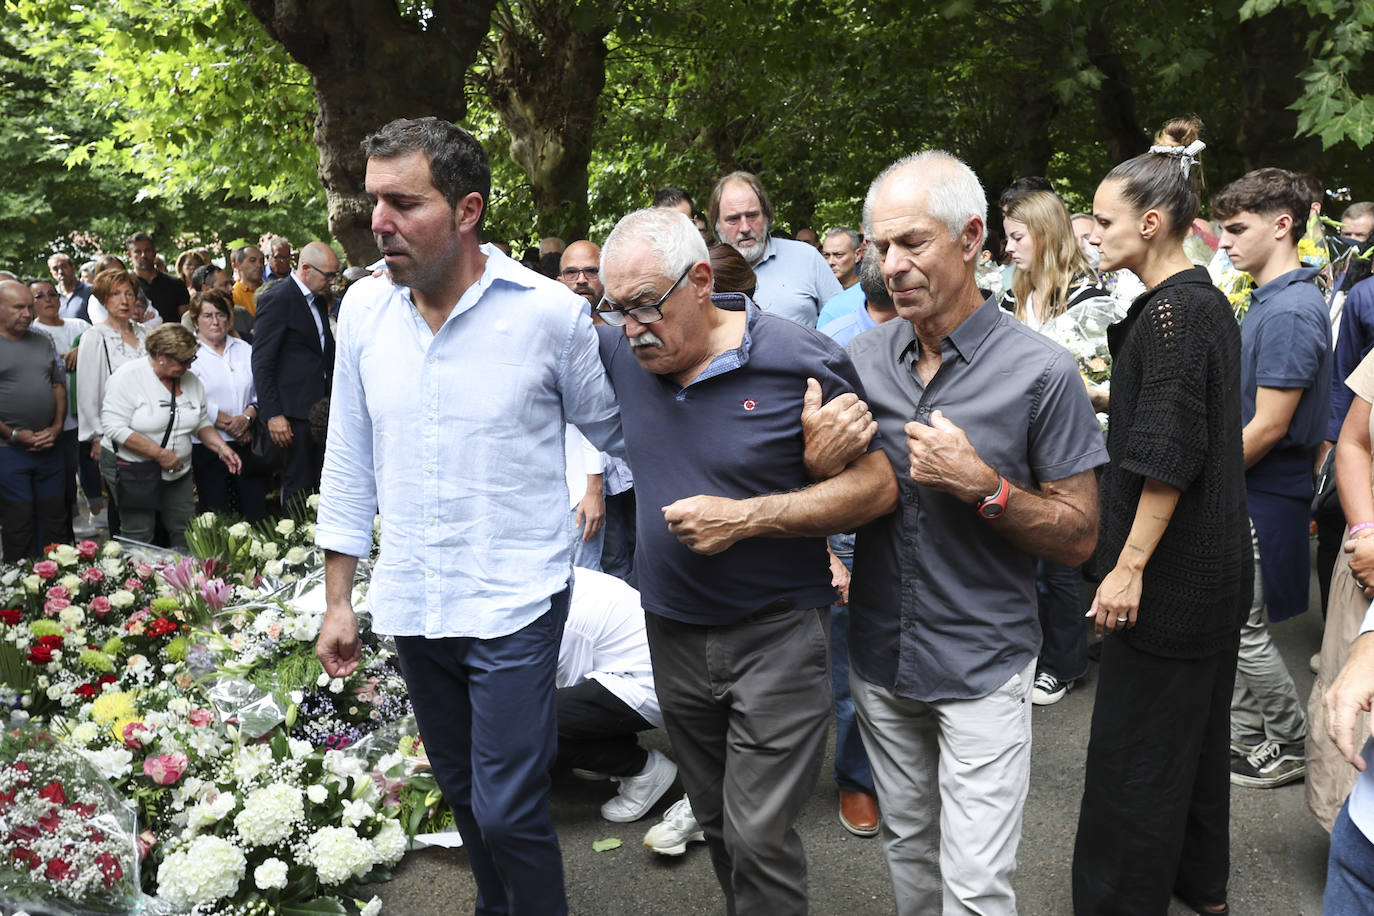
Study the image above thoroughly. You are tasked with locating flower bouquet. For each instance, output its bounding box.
[0,720,171,915]
[1040,293,1127,385]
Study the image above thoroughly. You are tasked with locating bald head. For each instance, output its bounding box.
[0,280,36,339]
[559,240,604,306]
[295,242,341,299]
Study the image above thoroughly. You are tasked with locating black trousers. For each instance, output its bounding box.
[279,417,322,512]
[556,678,652,776]
[192,443,269,522]
[1073,628,1240,914]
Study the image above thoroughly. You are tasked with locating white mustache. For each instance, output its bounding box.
[629,331,664,349]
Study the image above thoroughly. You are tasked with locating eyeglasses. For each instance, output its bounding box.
[595,266,690,327]
[560,266,599,281]
[198,311,229,323]
[306,264,341,280]
[159,353,196,368]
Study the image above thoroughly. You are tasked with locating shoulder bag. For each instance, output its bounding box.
[114,383,178,511]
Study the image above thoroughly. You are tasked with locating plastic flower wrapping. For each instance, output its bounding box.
[1040,293,1128,386]
[0,506,413,916]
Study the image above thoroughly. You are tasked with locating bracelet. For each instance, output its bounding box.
[1350,522,1374,538]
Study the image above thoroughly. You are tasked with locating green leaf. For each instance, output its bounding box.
[280,898,348,916]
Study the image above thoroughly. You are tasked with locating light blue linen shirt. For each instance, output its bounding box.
[751,236,843,328]
[819,301,879,348]
[315,245,623,639]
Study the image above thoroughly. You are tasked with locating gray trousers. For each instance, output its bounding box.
[644,607,831,916]
[852,659,1036,916]
[1230,524,1307,746]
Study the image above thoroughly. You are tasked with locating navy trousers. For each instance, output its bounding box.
[394,593,569,916]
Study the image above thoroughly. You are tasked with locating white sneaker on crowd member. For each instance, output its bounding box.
[601,749,677,823]
[643,795,704,855]
[1031,671,1074,706]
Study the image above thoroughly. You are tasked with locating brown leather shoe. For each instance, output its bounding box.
[839,790,879,837]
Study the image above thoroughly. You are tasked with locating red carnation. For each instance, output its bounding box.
[38,780,67,805]
[0,608,20,626]
[74,683,97,699]
[146,617,178,638]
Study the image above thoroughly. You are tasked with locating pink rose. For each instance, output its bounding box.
[121,721,150,749]
[32,561,58,580]
[76,540,99,560]
[123,577,142,592]
[142,753,187,786]
[44,586,70,602]
[133,563,154,580]
[88,596,111,617]
[136,829,157,860]
[42,597,71,617]
[80,567,105,585]
[187,708,213,728]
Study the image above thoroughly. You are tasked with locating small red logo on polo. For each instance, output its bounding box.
[742,399,757,411]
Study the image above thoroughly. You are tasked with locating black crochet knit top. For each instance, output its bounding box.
[1099,267,1253,658]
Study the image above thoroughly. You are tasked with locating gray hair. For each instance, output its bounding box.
[263,234,291,254]
[1343,201,1374,222]
[602,208,710,282]
[857,248,891,308]
[863,151,987,247]
[824,226,863,251]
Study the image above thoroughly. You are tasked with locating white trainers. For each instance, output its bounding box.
[600,749,677,823]
[642,794,704,855]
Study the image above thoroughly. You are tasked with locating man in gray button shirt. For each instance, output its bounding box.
[0,281,68,561]
[845,152,1108,914]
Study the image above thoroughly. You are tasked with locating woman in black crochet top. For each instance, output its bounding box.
[1071,118,1251,916]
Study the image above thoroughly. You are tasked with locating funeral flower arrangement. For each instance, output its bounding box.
[0,513,411,916]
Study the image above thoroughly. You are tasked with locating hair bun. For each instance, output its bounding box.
[1154,116,1204,149]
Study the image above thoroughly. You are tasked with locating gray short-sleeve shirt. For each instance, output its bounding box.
[846,298,1108,702]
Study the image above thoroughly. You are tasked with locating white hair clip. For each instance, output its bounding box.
[1148,140,1207,179]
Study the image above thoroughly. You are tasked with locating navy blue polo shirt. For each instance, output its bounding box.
[1241,266,1332,499]
[598,293,875,625]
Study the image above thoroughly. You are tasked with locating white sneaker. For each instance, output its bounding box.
[601,750,677,823]
[643,794,704,855]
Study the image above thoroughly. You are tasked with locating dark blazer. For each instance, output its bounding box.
[63,282,93,323]
[251,276,335,421]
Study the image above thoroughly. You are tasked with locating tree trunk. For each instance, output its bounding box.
[476,0,611,241]
[1085,16,1144,163]
[242,0,497,265]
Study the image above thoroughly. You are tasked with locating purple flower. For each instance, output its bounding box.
[198,577,232,611]
[159,556,201,592]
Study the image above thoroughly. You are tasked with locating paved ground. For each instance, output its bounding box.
[368,595,1334,915]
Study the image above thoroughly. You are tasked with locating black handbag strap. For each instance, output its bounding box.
[159,381,178,448]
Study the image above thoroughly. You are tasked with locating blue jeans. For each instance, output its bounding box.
[828,533,874,795]
[1037,559,1088,682]
[0,444,66,561]
[393,595,570,916]
[600,488,636,582]
[1326,800,1374,915]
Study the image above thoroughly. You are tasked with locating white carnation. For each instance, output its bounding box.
[307,784,329,804]
[232,744,275,783]
[304,826,376,885]
[156,835,246,907]
[253,857,289,890]
[288,737,314,759]
[341,798,374,827]
[234,782,304,847]
[68,721,99,746]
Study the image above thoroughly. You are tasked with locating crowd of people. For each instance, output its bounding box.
[6,113,1374,914]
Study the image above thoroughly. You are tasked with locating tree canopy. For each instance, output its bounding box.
[5,0,1373,275]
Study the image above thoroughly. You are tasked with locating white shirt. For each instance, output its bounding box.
[291,273,326,350]
[75,323,148,444]
[31,318,90,432]
[314,245,623,639]
[564,424,605,509]
[100,360,210,480]
[558,568,661,727]
[189,336,256,443]
[1349,602,1374,840]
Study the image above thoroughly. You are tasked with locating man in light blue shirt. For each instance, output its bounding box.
[708,171,841,327]
[818,227,866,326]
[314,117,621,916]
